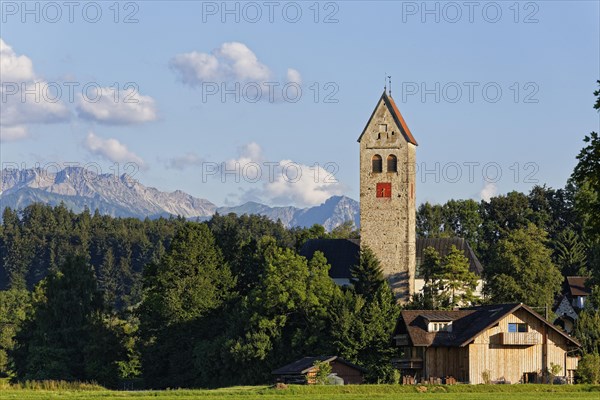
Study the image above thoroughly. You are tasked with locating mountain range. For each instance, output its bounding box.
[0,167,359,230]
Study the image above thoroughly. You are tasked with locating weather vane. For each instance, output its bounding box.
[384,72,387,92]
[388,75,392,96]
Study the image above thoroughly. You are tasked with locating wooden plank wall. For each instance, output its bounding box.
[330,361,365,384]
[425,347,469,382]
[468,309,575,384]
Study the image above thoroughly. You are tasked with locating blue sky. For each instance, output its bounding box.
[1,1,599,207]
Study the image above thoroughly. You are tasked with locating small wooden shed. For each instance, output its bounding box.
[272,356,366,385]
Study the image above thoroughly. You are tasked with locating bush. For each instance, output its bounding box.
[548,362,563,384]
[577,353,600,384]
[313,361,332,385]
[482,369,491,385]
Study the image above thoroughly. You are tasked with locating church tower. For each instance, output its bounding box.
[358,89,417,301]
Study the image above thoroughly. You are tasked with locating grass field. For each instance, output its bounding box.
[1,384,599,400]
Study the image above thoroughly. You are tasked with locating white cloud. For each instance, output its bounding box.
[224,142,264,171]
[480,181,498,202]
[1,125,29,142]
[77,86,158,125]
[216,42,271,81]
[263,160,344,207]
[167,152,204,170]
[212,143,344,207]
[83,132,145,167]
[0,38,70,142]
[286,68,302,84]
[0,38,34,82]
[170,42,300,87]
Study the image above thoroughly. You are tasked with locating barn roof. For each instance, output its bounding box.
[299,238,482,279]
[566,276,591,297]
[396,303,580,348]
[299,239,360,279]
[357,90,418,146]
[271,356,367,375]
[416,237,483,276]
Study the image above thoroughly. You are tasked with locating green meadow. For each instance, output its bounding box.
[1,384,599,400]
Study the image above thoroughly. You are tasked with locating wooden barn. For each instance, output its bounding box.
[393,303,580,384]
[272,356,366,385]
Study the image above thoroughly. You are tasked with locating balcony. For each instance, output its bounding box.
[394,334,409,346]
[392,358,423,369]
[500,332,539,345]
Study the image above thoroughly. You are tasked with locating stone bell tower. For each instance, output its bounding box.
[358,89,417,301]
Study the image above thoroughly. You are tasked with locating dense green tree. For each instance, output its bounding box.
[413,246,443,309]
[441,199,483,251]
[571,81,600,290]
[0,204,183,310]
[484,224,562,308]
[440,245,479,308]
[208,213,294,294]
[11,256,124,386]
[416,203,446,238]
[553,229,588,276]
[220,241,339,385]
[577,353,600,384]
[0,289,31,376]
[328,221,359,239]
[328,282,399,383]
[350,246,385,301]
[1,208,30,290]
[479,191,533,262]
[528,185,578,242]
[139,222,233,388]
[291,224,326,251]
[574,300,600,356]
[410,246,478,309]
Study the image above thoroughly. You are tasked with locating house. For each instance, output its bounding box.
[299,237,484,298]
[393,303,580,384]
[299,239,360,287]
[566,276,591,310]
[272,356,366,385]
[553,296,579,334]
[553,276,592,334]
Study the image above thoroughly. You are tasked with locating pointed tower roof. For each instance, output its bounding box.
[357,90,418,146]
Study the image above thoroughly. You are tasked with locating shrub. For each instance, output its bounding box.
[548,362,563,384]
[577,353,600,384]
[482,369,491,384]
[313,361,332,385]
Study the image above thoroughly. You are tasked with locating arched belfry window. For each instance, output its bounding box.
[387,154,397,172]
[372,155,382,173]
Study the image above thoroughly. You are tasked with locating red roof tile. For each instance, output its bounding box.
[358,90,418,146]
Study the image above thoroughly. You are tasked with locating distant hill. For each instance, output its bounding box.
[216,195,359,231]
[1,167,359,230]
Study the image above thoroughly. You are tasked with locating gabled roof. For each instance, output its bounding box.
[396,303,580,348]
[416,237,483,276]
[271,356,367,375]
[299,239,360,279]
[566,276,591,297]
[357,90,418,146]
[299,238,483,280]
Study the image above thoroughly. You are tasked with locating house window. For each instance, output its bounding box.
[428,321,452,332]
[372,155,382,173]
[387,155,397,172]
[508,323,528,333]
